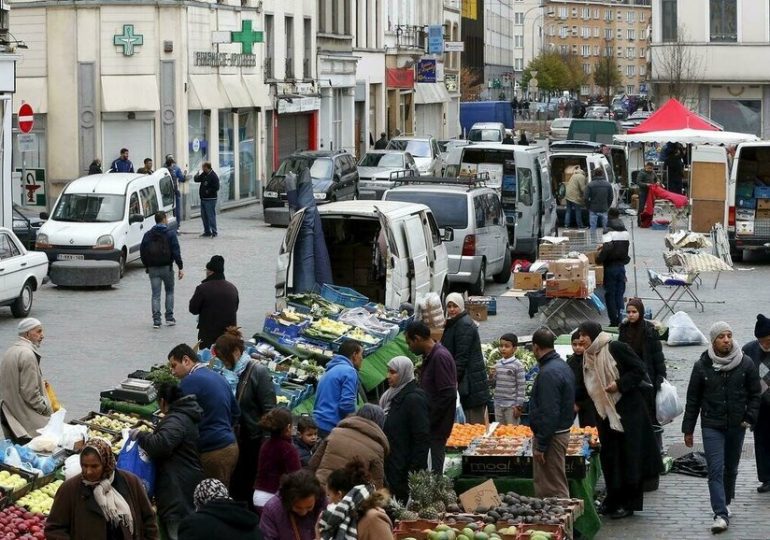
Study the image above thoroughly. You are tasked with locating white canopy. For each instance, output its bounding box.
[614,128,760,145]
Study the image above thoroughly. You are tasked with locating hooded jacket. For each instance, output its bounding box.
[313,354,359,433]
[189,273,239,349]
[178,500,262,540]
[140,223,183,269]
[441,312,490,410]
[0,337,51,440]
[565,170,588,206]
[136,395,205,522]
[596,228,631,267]
[309,415,390,488]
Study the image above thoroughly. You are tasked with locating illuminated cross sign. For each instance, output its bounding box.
[113,24,144,56]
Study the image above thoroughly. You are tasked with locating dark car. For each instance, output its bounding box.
[263,150,359,226]
[13,204,46,250]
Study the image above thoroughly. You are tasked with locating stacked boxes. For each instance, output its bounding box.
[545,254,592,299]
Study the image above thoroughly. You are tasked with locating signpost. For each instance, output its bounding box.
[18,103,37,207]
[18,103,33,133]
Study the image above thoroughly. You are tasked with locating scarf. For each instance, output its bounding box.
[583,332,624,432]
[378,356,414,415]
[193,478,232,510]
[623,320,645,359]
[81,438,134,534]
[318,484,372,540]
[708,339,743,372]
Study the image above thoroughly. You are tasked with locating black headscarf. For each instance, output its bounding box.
[622,298,646,356]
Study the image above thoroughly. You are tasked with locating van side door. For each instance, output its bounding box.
[275,208,307,305]
[374,208,411,308]
[125,191,145,261]
[402,214,432,302]
[472,193,491,264]
[537,154,557,236]
[514,165,538,255]
[424,211,448,294]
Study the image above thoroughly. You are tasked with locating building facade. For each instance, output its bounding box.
[352,0,386,157]
[544,0,651,99]
[651,0,770,137]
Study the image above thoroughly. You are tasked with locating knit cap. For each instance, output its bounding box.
[755,314,770,339]
[18,318,42,334]
[709,321,732,344]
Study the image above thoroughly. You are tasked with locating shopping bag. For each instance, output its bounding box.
[454,392,466,424]
[666,312,707,346]
[655,378,684,425]
[44,381,61,413]
[116,439,156,498]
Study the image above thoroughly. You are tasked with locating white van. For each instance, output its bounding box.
[468,122,506,143]
[35,170,177,285]
[276,201,449,309]
[726,142,770,258]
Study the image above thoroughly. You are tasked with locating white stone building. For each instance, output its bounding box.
[352,0,386,157]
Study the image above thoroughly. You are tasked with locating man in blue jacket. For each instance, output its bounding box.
[313,340,363,438]
[529,327,575,499]
[110,148,134,173]
[140,212,183,329]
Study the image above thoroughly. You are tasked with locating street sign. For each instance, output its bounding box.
[444,41,465,52]
[15,167,46,206]
[427,25,444,55]
[17,133,37,152]
[18,103,34,133]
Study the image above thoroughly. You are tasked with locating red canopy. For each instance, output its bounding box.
[628,98,721,134]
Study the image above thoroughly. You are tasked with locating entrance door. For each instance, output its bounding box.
[102,119,154,171]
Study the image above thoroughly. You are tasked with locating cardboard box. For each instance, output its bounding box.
[756,209,770,220]
[513,272,544,290]
[736,208,756,221]
[592,265,604,286]
[757,198,770,210]
[458,479,501,513]
[584,250,599,265]
[546,278,590,299]
[467,303,488,322]
[549,255,589,280]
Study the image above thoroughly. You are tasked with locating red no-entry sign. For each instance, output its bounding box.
[18,103,34,133]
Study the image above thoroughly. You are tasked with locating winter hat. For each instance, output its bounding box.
[18,318,42,335]
[445,292,465,313]
[709,321,732,344]
[754,314,770,339]
[206,255,225,274]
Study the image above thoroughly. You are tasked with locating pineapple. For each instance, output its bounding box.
[389,498,419,522]
[418,507,440,520]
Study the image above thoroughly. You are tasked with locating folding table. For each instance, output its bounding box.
[646,268,704,319]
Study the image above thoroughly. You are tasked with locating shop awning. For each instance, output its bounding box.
[414,82,450,104]
[13,77,47,114]
[220,75,253,108]
[101,75,160,112]
[243,75,269,107]
[188,74,231,110]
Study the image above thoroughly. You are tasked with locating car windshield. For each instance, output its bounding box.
[468,129,501,142]
[388,140,431,157]
[52,194,126,222]
[359,153,404,168]
[385,191,468,229]
[275,156,334,180]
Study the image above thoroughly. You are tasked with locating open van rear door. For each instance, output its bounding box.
[374,206,411,308]
[689,145,728,233]
[275,208,307,305]
[402,214,432,302]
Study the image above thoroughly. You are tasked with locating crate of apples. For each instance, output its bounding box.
[0,505,46,539]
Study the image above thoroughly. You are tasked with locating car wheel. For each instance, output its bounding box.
[11,280,33,318]
[119,250,127,278]
[493,248,512,284]
[469,260,486,296]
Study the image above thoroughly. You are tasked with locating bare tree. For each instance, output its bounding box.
[652,27,703,103]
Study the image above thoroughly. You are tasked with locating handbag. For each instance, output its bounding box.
[44,381,61,413]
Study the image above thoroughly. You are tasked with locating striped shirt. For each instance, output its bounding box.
[494,356,526,407]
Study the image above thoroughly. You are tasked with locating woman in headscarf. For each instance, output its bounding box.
[441,293,490,424]
[577,321,662,519]
[45,438,159,540]
[381,356,430,502]
[178,479,261,540]
[618,298,667,451]
[309,404,390,489]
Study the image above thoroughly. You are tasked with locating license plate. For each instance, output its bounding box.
[58,254,84,261]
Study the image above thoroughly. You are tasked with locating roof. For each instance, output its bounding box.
[64,173,148,195]
[317,200,431,219]
[627,98,720,134]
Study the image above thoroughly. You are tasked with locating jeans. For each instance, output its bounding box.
[200,198,218,235]
[565,201,584,228]
[174,191,182,224]
[589,211,608,234]
[148,266,175,324]
[603,263,626,326]
[702,426,746,520]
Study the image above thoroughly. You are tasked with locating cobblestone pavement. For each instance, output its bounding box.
[1,205,768,538]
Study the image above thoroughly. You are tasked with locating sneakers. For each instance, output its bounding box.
[153,323,161,329]
[711,516,728,533]
[166,319,176,326]
[726,505,732,518]
[200,232,212,237]
[758,481,770,493]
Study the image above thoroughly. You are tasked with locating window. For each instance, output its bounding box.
[560,26,568,38]
[605,28,612,40]
[265,15,274,78]
[514,12,524,24]
[627,85,635,95]
[593,45,600,56]
[139,187,159,217]
[627,47,635,58]
[304,18,312,78]
[582,7,590,19]
[514,58,524,70]
[0,234,19,259]
[627,29,636,40]
[517,168,533,206]
[559,7,568,18]
[385,192,468,229]
[285,16,294,78]
[627,11,636,23]
[593,27,600,37]
[711,99,761,136]
[159,176,174,207]
[639,47,646,58]
[626,65,636,77]
[129,193,140,216]
[605,9,612,21]
[560,45,568,55]
[661,0,677,41]
[640,12,646,22]
[582,63,591,74]
[593,8,600,19]
[514,35,524,48]
[605,46,613,56]
[581,85,591,95]
[582,27,590,38]
[53,194,126,222]
[582,45,590,56]
[710,0,737,42]
[640,65,647,76]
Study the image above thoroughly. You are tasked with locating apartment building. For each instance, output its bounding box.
[651,0,770,137]
[352,0,386,157]
[544,0,651,98]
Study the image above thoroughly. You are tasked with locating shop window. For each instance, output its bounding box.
[188,111,210,209]
[711,99,761,136]
[238,111,257,199]
[710,0,737,42]
[219,110,235,202]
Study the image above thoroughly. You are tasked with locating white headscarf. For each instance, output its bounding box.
[445,292,465,316]
[379,356,415,414]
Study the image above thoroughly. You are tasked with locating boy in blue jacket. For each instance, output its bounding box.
[312,340,363,437]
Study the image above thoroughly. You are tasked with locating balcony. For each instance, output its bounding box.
[264,57,273,80]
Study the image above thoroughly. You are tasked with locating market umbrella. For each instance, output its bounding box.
[614,128,759,145]
[627,98,721,134]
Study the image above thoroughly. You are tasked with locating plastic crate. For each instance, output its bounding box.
[0,464,38,502]
[262,315,310,339]
[335,335,379,356]
[320,284,369,308]
[755,185,770,199]
[467,296,497,315]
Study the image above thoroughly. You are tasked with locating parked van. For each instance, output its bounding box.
[727,142,770,258]
[468,122,506,143]
[442,143,557,258]
[566,119,619,144]
[35,170,177,285]
[276,201,449,309]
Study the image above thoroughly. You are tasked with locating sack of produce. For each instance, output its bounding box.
[417,292,445,329]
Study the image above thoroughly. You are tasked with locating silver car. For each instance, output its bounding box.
[386,136,441,176]
[357,150,419,200]
[549,118,573,142]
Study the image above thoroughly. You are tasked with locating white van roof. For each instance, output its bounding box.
[65,171,167,195]
[470,122,505,129]
[317,200,432,219]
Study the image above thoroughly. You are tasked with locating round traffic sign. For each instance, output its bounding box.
[18,103,34,133]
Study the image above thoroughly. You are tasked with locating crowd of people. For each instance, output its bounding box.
[0,292,767,537]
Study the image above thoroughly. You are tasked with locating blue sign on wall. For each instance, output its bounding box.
[417,59,437,83]
[427,25,444,54]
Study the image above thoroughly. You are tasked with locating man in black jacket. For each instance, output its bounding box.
[194,162,220,237]
[585,167,613,235]
[743,314,770,493]
[596,208,630,327]
[373,132,388,149]
[529,328,575,498]
[140,212,184,329]
[683,322,762,534]
[189,255,239,349]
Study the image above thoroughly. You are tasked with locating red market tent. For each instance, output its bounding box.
[628,98,721,134]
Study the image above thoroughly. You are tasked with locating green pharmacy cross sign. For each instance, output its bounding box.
[114,24,144,56]
[231,20,263,54]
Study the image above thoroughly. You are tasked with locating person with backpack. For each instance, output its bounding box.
[140,211,184,329]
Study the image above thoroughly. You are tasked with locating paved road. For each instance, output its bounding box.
[1,204,768,538]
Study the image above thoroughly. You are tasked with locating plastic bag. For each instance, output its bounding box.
[656,379,684,425]
[666,311,707,346]
[454,392,466,424]
[116,439,156,497]
[417,293,445,329]
[63,454,82,480]
[28,409,67,452]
